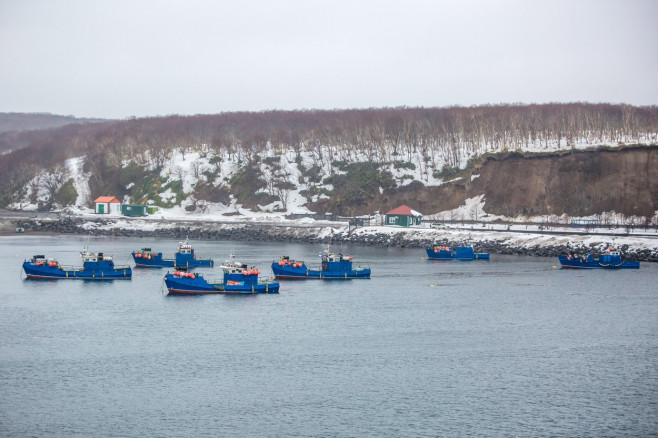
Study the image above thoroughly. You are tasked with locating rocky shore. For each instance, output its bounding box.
[7,216,658,262]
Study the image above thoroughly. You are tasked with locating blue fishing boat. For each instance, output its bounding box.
[426,244,490,260]
[164,260,279,294]
[271,250,371,279]
[132,238,214,268]
[23,247,132,280]
[558,247,639,269]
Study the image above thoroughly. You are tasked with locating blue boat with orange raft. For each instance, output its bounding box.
[271,250,371,279]
[164,260,279,294]
[132,238,214,268]
[22,246,132,280]
[426,244,490,260]
[558,247,639,269]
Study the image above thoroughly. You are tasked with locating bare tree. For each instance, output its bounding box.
[191,160,206,180]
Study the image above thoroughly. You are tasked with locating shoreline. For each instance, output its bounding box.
[2,216,658,262]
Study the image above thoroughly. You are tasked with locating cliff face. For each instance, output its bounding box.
[316,146,658,218]
[470,146,657,217]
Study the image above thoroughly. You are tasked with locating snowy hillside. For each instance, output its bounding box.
[9,128,658,226]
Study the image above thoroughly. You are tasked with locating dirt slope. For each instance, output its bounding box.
[316,146,658,218]
[469,146,657,217]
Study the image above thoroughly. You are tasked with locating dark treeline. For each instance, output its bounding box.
[1,103,656,207]
[0,112,106,137]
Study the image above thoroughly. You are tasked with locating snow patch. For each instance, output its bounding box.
[159,188,176,203]
[66,156,91,206]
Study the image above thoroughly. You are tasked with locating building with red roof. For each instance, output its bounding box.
[385,205,423,227]
[94,196,121,214]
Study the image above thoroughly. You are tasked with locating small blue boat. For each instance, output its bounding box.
[272,251,371,279]
[23,248,132,280]
[426,245,490,260]
[558,248,639,269]
[164,260,279,294]
[132,238,214,269]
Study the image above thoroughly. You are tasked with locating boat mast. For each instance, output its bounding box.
[81,231,92,256]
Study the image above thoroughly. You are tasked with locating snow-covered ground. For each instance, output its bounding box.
[347,223,658,252]
[7,201,656,253]
[66,156,91,206]
[62,209,658,253]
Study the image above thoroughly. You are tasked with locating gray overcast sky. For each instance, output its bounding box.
[1,0,656,119]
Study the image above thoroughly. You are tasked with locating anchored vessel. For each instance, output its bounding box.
[132,238,214,268]
[164,261,279,294]
[23,248,132,280]
[272,251,371,279]
[558,248,639,269]
[426,245,490,260]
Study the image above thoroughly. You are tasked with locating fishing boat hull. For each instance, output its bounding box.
[426,247,489,260]
[271,263,371,279]
[132,252,213,268]
[558,255,639,269]
[22,262,132,280]
[164,274,279,294]
[132,252,173,268]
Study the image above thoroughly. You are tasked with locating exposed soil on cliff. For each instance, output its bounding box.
[313,145,658,217]
[468,146,657,217]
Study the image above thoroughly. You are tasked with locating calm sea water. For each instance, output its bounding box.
[1,235,657,437]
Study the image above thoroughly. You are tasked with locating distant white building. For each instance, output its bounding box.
[94,196,121,214]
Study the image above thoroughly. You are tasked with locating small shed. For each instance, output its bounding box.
[121,204,149,217]
[385,205,423,227]
[94,196,121,214]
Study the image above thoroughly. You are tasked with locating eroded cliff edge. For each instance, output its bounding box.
[315,145,657,218]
